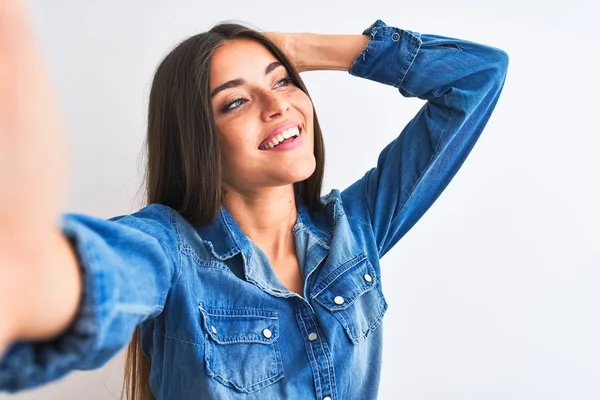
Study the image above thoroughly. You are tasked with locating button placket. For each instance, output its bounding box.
[296,303,336,400]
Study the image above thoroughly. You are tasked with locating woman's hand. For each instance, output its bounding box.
[0,0,69,247]
[263,32,304,72]
[0,0,76,352]
[264,31,369,73]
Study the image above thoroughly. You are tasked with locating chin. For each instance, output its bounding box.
[286,158,316,182]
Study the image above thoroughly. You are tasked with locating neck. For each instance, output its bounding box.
[222,184,297,260]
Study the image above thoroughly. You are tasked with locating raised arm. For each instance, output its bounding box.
[346,21,508,257]
[335,20,507,257]
[270,20,508,258]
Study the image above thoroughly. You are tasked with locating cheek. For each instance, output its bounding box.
[299,99,315,137]
[218,124,259,165]
[221,136,249,162]
[296,93,314,116]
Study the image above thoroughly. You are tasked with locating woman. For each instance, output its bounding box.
[0,1,508,399]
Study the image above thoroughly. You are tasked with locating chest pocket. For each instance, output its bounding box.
[312,254,388,344]
[198,305,284,393]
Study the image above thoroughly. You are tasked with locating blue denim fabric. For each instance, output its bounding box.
[0,19,508,399]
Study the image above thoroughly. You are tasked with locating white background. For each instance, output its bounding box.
[2,0,599,399]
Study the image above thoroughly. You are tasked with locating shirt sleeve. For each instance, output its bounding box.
[341,19,509,258]
[0,203,181,392]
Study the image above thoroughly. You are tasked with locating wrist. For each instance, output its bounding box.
[0,256,19,353]
[0,229,82,342]
[0,251,26,345]
[0,314,14,358]
[291,33,369,72]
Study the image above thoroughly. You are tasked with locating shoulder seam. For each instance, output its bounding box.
[167,207,183,285]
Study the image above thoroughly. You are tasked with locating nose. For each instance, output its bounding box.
[259,90,290,121]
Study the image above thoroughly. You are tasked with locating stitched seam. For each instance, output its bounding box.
[244,250,297,298]
[168,208,183,284]
[367,293,388,332]
[113,304,163,315]
[203,312,278,319]
[315,279,375,312]
[311,254,368,298]
[203,336,283,392]
[299,310,323,397]
[317,330,335,397]
[378,98,456,255]
[297,201,332,248]
[192,236,238,261]
[246,262,281,293]
[337,308,352,334]
[199,306,280,343]
[158,332,204,347]
[220,207,243,256]
[209,337,276,344]
[182,246,234,274]
[394,31,422,88]
[211,360,281,389]
[213,358,282,393]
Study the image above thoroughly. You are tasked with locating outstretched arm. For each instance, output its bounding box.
[0,1,179,392]
[0,0,81,350]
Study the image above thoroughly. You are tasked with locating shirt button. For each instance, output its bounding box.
[308,332,318,341]
[323,396,332,400]
[334,296,345,305]
[211,326,217,334]
[363,273,373,282]
[391,32,401,42]
[262,328,273,339]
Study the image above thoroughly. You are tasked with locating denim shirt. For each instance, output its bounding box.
[0,20,508,399]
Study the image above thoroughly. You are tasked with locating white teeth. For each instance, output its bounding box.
[261,125,301,150]
[282,126,300,139]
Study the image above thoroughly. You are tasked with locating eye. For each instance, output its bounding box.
[220,77,294,113]
[274,76,293,88]
[222,96,248,113]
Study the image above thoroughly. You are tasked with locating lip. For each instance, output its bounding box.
[262,132,303,152]
[258,121,302,149]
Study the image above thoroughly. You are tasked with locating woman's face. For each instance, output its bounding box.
[210,38,315,195]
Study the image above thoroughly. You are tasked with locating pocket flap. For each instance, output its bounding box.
[199,305,279,345]
[312,254,377,312]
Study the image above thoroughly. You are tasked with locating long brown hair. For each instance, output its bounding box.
[122,22,325,400]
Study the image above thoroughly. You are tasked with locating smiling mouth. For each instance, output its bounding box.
[259,125,302,150]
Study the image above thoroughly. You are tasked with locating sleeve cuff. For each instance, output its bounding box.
[349,19,422,88]
[0,214,113,392]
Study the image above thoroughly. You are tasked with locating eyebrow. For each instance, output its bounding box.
[210,61,284,98]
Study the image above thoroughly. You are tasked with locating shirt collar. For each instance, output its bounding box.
[194,205,250,261]
[194,199,331,262]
